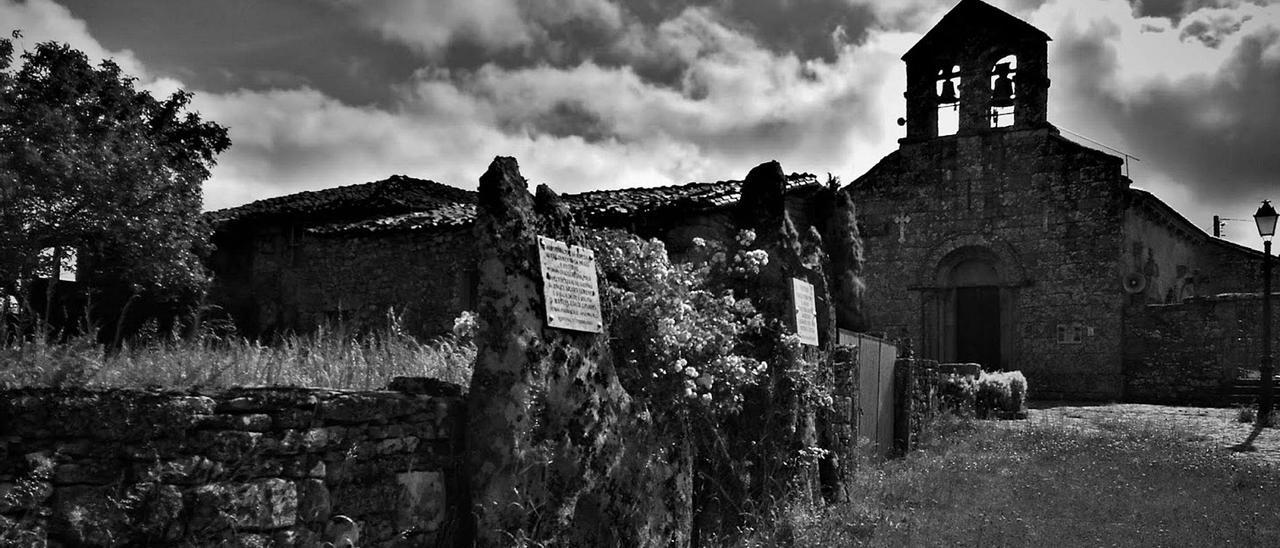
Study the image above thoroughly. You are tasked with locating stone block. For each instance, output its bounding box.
[191,479,298,532]
[296,479,331,523]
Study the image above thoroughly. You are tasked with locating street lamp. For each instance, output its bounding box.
[1254,199,1277,426]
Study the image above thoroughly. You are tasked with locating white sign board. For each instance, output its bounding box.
[537,236,603,333]
[792,278,819,347]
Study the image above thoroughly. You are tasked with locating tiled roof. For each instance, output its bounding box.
[308,203,478,235]
[305,172,822,235]
[207,175,475,226]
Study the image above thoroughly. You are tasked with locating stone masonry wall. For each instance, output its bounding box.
[0,379,464,547]
[243,225,474,339]
[848,129,1129,399]
[1125,294,1280,404]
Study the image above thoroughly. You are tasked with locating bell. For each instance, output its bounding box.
[991,73,1015,108]
[937,79,958,105]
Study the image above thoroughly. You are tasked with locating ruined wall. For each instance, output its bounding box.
[1125,295,1280,404]
[848,129,1129,399]
[290,227,474,337]
[216,225,474,339]
[0,379,464,547]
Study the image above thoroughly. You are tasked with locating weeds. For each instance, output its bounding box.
[0,312,475,390]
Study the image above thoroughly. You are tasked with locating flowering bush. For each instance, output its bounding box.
[589,230,769,415]
[589,228,832,537]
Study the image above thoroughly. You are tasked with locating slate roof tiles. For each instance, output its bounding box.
[211,172,822,236]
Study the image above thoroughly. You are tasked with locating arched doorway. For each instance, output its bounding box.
[919,244,1020,370]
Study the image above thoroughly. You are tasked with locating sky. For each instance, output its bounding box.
[2,0,1278,250]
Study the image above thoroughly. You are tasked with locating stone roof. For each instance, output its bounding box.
[302,172,822,236]
[207,175,476,227]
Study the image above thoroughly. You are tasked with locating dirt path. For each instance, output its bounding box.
[1015,403,1280,466]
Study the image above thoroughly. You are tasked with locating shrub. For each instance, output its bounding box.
[975,370,1028,418]
[937,373,977,416]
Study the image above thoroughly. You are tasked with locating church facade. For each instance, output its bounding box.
[843,0,1273,399]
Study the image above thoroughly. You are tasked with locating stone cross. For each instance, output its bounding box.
[892,213,911,243]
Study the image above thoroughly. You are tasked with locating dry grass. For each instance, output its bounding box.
[0,321,474,390]
[734,411,1280,547]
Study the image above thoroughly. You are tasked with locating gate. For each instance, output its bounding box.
[839,330,899,457]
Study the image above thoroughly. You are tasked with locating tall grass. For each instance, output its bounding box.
[0,316,474,390]
[731,411,1280,547]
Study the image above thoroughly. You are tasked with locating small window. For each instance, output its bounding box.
[1056,323,1084,344]
[37,247,77,281]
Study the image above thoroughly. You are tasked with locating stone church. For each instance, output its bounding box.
[207,0,1276,401]
[842,0,1274,399]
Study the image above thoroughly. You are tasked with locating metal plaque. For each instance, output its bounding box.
[792,278,819,346]
[537,236,604,333]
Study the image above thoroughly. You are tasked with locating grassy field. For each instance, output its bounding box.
[0,323,474,390]
[740,412,1280,547]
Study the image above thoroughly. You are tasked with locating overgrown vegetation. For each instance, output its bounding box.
[730,411,1280,546]
[0,32,231,340]
[0,311,475,389]
[590,229,828,539]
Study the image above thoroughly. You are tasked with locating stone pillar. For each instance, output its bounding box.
[465,157,629,545]
[465,157,691,547]
[733,161,830,506]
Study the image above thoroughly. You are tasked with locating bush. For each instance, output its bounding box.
[937,373,977,416]
[975,370,1028,418]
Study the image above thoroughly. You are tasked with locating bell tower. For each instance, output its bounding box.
[900,0,1052,141]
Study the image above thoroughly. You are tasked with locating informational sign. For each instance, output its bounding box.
[537,236,603,333]
[792,278,819,346]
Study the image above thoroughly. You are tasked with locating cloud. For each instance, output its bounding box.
[0,0,184,97]
[9,0,1278,251]
[192,3,919,208]
[1034,1,1280,189]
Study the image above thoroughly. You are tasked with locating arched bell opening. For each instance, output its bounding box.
[936,64,961,136]
[989,54,1017,128]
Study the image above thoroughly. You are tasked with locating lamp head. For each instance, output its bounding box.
[1256,199,1278,239]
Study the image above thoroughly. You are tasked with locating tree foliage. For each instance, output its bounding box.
[0,34,230,303]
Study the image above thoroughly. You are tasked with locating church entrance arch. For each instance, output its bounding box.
[918,243,1021,370]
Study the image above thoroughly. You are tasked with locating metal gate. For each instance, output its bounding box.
[839,330,899,456]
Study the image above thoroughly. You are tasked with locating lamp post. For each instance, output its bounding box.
[1254,200,1277,426]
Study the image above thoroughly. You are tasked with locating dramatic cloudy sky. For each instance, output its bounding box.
[3,0,1278,249]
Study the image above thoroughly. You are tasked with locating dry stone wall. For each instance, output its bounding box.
[1124,295,1280,404]
[0,378,464,547]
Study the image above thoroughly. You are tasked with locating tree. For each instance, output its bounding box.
[0,33,231,335]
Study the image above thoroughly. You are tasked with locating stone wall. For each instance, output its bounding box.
[213,224,475,339]
[0,379,465,547]
[1125,294,1280,404]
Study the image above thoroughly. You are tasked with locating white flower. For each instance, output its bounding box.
[692,237,707,247]
[684,366,699,378]
[696,373,714,389]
